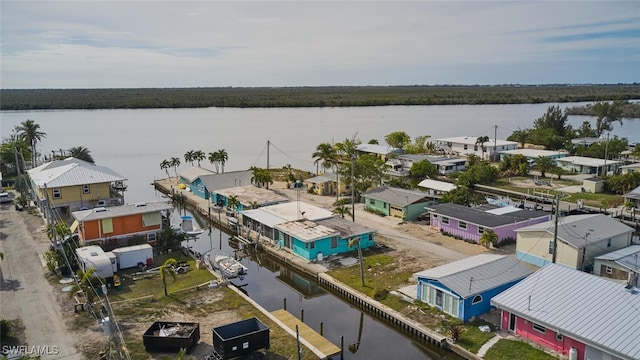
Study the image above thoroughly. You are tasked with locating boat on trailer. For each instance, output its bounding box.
[208,253,248,279]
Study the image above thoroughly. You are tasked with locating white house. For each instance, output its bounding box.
[499,148,568,164]
[417,179,457,200]
[556,156,622,176]
[594,245,640,287]
[436,136,518,160]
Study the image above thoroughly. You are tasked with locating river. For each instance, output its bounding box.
[1,103,638,359]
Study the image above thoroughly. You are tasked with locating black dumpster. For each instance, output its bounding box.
[212,318,270,359]
[143,321,200,354]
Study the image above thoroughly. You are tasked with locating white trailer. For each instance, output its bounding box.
[76,245,114,279]
[111,244,154,270]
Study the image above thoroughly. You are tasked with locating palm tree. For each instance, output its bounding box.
[208,151,221,173]
[193,150,205,167]
[68,146,94,163]
[333,205,352,219]
[169,157,181,179]
[227,195,240,214]
[480,229,498,248]
[534,156,553,178]
[16,119,46,167]
[348,237,365,287]
[160,159,171,178]
[312,143,337,175]
[250,167,273,189]
[69,267,99,304]
[160,258,177,296]
[475,136,490,160]
[217,149,228,173]
[184,150,196,166]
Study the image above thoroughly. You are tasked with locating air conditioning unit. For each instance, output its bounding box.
[96,200,106,207]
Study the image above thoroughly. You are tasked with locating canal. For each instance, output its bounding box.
[172,208,461,360]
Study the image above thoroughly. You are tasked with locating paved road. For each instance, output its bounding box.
[0,199,82,359]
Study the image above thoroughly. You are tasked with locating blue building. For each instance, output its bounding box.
[188,170,253,201]
[414,254,533,322]
[178,166,215,194]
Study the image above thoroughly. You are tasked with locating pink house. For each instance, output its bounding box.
[491,264,640,360]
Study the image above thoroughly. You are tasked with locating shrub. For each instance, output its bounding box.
[373,288,388,301]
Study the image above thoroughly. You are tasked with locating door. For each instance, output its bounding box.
[508,313,516,332]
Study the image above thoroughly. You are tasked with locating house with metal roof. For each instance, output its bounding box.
[594,245,640,287]
[427,203,550,245]
[240,202,374,261]
[188,170,253,201]
[414,254,533,322]
[623,185,640,209]
[355,143,402,161]
[515,214,633,271]
[178,166,215,192]
[556,156,622,176]
[499,148,568,163]
[27,157,127,217]
[417,179,457,200]
[71,201,173,248]
[303,173,349,196]
[213,185,289,213]
[362,185,433,220]
[436,136,518,160]
[385,154,467,178]
[491,264,640,360]
[620,162,640,175]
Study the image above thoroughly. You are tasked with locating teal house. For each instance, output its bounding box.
[189,170,253,202]
[362,185,432,221]
[275,217,375,261]
[178,166,215,195]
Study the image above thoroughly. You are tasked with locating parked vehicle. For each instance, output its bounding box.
[0,191,11,204]
[143,321,200,354]
[111,244,153,270]
[209,318,270,359]
[76,245,114,279]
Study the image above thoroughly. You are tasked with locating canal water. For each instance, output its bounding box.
[173,208,458,360]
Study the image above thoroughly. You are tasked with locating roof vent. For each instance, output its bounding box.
[94,207,107,212]
[135,202,147,207]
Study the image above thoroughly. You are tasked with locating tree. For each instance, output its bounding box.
[533,106,571,137]
[575,121,597,138]
[480,229,498,248]
[69,267,100,304]
[534,156,553,178]
[475,136,490,160]
[160,258,177,296]
[332,205,352,219]
[160,159,171,178]
[403,135,431,154]
[548,165,566,180]
[184,150,195,166]
[208,151,221,173]
[409,159,437,182]
[507,128,530,148]
[193,150,205,167]
[384,131,410,149]
[312,142,337,175]
[169,157,181,179]
[250,167,273,189]
[348,237,365,287]
[227,195,240,213]
[217,149,228,173]
[457,162,498,188]
[68,146,94,163]
[593,101,623,137]
[440,187,482,206]
[16,119,46,166]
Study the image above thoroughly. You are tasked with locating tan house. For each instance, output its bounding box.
[515,214,633,271]
[28,158,127,219]
[303,173,349,196]
[594,245,640,287]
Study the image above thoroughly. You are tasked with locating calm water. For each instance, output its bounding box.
[2,103,638,204]
[1,103,638,359]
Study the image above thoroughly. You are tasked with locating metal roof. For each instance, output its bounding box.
[427,203,549,228]
[624,185,640,201]
[362,186,429,207]
[28,161,126,188]
[197,170,253,192]
[260,201,334,222]
[499,149,567,158]
[179,166,215,183]
[417,179,457,192]
[316,216,375,238]
[491,264,640,360]
[355,144,401,155]
[71,201,173,221]
[436,136,518,147]
[595,245,640,272]
[414,254,533,298]
[240,208,289,228]
[304,174,336,184]
[516,214,633,249]
[557,156,622,167]
[215,185,288,207]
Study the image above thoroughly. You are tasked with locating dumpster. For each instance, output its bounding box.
[143,321,200,354]
[212,318,270,359]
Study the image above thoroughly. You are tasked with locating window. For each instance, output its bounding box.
[472,295,482,305]
[331,237,338,249]
[463,144,468,150]
[441,216,449,225]
[53,188,62,199]
[478,226,485,234]
[532,323,546,334]
[369,198,375,205]
[607,238,612,247]
[82,184,90,194]
[556,332,563,341]
[459,221,467,230]
[433,214,438,219]
[435,290,443,306]
[474,146,478,151]
[309,241,315,249]
[606,266,613,274]
[368,233,373,242]
[147,233,156,243]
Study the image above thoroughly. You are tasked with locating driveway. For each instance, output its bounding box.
[0,197,83,359]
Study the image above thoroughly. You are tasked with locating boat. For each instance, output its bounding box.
[209,253,248,278]
[171,215,204,237]
[486,196,523,208]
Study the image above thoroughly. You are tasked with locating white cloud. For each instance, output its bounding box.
[1,1,638,88]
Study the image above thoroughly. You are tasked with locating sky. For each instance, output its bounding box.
[1,1,639,89]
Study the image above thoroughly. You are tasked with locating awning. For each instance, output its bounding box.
[69,220,79,233]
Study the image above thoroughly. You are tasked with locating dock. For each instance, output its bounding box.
[271,309,341,359]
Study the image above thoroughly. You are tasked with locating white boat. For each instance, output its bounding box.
[171,215,204,237]
[209,253,248,278]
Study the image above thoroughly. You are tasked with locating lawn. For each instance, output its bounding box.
[484,339,559,360]
[456,319,497,354]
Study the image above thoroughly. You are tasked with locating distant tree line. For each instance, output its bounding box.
[2,84,640,110]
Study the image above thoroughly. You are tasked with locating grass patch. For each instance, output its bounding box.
[484,339,559,360]
[563,192,624,208]
[456,319,496,354]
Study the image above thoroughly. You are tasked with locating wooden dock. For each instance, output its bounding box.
[271,309,341,358]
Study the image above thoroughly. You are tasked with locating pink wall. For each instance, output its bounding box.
[500,311,585,359]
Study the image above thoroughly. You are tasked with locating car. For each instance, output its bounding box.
[0,191,12,204]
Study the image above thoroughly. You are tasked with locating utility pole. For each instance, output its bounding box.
[551,193,560,263]
[351,153,355,222]
[493,125,498,162]
[266,140,270,171]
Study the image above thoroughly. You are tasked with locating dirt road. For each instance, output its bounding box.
[0,198,83,359]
